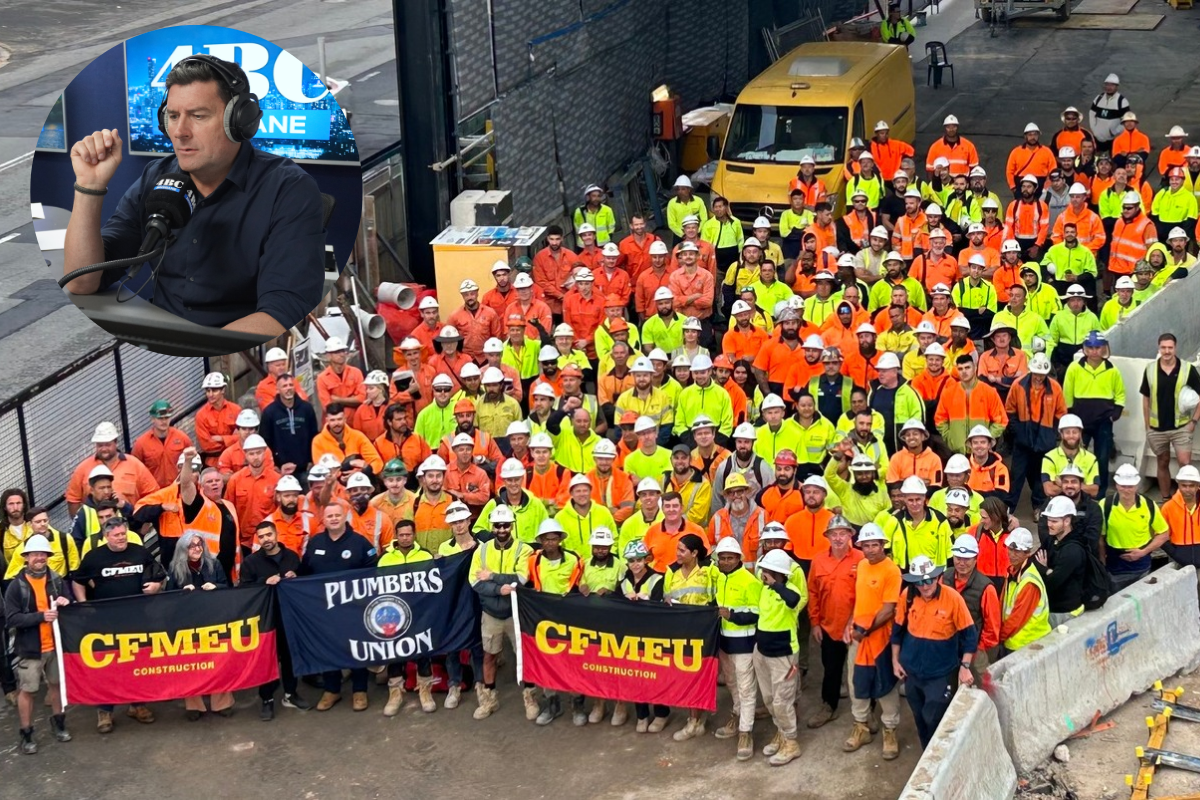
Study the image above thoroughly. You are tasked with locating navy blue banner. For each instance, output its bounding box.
[277,553,480,675]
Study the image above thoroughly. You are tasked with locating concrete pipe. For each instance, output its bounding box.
[377,282,417,309]
[353,306,387,339]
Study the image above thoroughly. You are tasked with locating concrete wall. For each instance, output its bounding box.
[900,687,1018,800]
[986,565,1200,774]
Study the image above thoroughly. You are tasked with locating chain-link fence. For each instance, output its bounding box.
[0,344,213,532]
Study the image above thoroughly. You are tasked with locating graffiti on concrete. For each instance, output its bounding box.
[1084,620,1138,666]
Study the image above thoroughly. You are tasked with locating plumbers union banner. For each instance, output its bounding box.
[514,592,720,711]
[56,586,278,705]
[276,553,480,675]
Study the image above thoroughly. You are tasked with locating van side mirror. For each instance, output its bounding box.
[707,136,720,160]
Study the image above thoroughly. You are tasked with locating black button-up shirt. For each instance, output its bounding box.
[100,141,325,329]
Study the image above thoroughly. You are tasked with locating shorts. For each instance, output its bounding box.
[17,651,59,694]
[1147,426,1194,457]
[480,613,516,655]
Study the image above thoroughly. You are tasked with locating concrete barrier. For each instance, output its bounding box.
[987,565,1200,774]
[900,687,1017,800]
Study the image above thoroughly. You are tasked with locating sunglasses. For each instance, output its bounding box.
[434,387,451,392]
[914,577,936,586]
[492,523,513,529]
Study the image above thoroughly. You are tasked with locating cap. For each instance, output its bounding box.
[758,550,796,576]
[235,409,260,428]
[734,422,757,440]
[876,352,901,371]
[623,540,650,560]
[649,240,669,255]
[20,535,53,555]
[671,443,692,458]
[945,454,971,474]
[713,537,743,557]
[857,523,887,543]
[1029,353,1052,374]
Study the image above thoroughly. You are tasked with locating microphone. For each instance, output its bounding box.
[138,172,198,256]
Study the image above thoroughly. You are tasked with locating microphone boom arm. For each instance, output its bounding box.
[57,245,167,289]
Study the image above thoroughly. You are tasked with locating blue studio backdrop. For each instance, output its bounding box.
[30,32,361,294]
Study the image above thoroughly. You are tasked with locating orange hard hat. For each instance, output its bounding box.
[713,354,735,369]
[560,365,584,378]
[453,399,476,414]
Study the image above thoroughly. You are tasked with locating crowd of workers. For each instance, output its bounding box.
[4,74,1200,768]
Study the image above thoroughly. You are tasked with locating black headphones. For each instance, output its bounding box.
[157,54,263,143]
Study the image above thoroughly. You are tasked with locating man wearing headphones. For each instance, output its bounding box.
[63,54,325,336]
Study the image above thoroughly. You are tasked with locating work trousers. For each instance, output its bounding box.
[635,702,670,719]
[719,650,758,732]
[753,649,798,739]
[1008,444,1049,511]
[905,672,956,749]
[323,667,368,695]
[185,692,234,713]
[1081,418,1114,494]
[850,641,902,729]
[387,657,432,684]
[258,625,299,701]
[445,643,485,689]
[819,634,856,711]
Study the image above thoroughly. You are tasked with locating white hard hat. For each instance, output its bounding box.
[836,254,856,268]
[176,451,202,470]
[91,421,120,443]
[849,454,877,472]
[1122,192,1142,206]
[588,527,615,548]
[901,418,927,434]
[874,120,890,132]
[481,366,505,384]
[760,523,789,542]
[1006,527,1036,550]
[799,155,816,165]
[933,156,950,169]
[451,433,475,450]
[307,465,330,482]
[802,475,830,493]
[653,287,675,302]
[1168,226,1190,240]
[671,354,692,369]
[734,422,757,440]
[345,471,373,489]
[945,488,972,508]
[945,454,971,474]
[1001,239,1021,254]
[753,216,771,229]
[682,316,703,331]
[970,166,988,179]
[504,419,530,438]
[275,475,303,493]
[1068,183,1088,196]
[943,114,959,126]
[761,393,786,411]
[1180,386,1200,416]
[264,347,288,363]
[573,267,594,283]
[758,549,796,576]
[1023,122,1040,134]
[529,432,554,449]
[876,352,901,371]
[870,225,889,240]
[1175,465,1200,483]
[802,334,825,350]
[324,336,349,353]
[673,175,693,188]
[690,354,714,372]
[1114,276,1135,290]
[857,151,875,163]
[459,362,482,380]
[1020,174,1039,186]
[553,323,575,338]
[1029,353,1052,374]
[202,372,228,388]
[1167,125,1188,138]
[856,322,877,335]
[236,409,260,428]
[730,300,752,315]
[931,283,952,297]
[904,188,923,199]
[446,501,473,524]
[593,439,618,458]
[87,464,115,481]
[1105,73,1120,84]
[950,316,971,329]
[967,424,994,442]
[648,348,670,362]
[486,504,514,524]
[317,454,342,470]
[419,296,440,311]
[857,522,887,543]
[884,251,904,263]
[634,416,657,434]
[636,477,662,494]
[1059,464,1085,480]
[1058,413,1083,431]
[601,242,621,257]
[1058,146,1076,159]
[459,279,479,293]
[577,223,597,234]
[513,273,534,289]
[365,370,390,386]
[399,336,422,351]
[483,337,505,354]
[951,534,979,557]
[649,240,669,255]
[1113,464,1141,487]
[432,373,454,388]
[900,476,927,495]
[417,455,447,475]
[537,345,559,363]
[568,473,592,491]
[491,259,512,273]
[21,534,53,555]
[1042,497,1077,519]
[915,321,937,336]
[924,343,946,358]
[1188,146,1200,159]
[242,434,267,451]
[713,537,743,557]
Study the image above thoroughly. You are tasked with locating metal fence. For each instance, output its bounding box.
[0,344,213,532]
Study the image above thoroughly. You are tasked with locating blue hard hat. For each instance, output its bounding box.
[1083,331,1107,347]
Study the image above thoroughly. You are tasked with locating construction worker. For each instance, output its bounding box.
[666,176,708,240]
[527,519,584,726]
[948,534,1001,681]
[925,115,979,177]
[751,548,806,766]
[709,473,768,569]
[573,184,616,243]
[377,517,436,717]
[886,419,943,488]
[1112,111,1151,166]
[880,476,953,569]
[1046,285,1100,374]
[1161,465,1200,572]
[1041,414,1101,500]
[998,526,1051,654]
[130,400,192,488]
[1006,123,1056,195]
[759,450,806,525]
[1108,190,1158,295]
[891,555,978,751]
[825,450,891,528]
[805,515,864,728]
[710,536,763,761]
[1098,276,1141,329]
[934,355,1008,454]
[1005,353,1066,509]
[1150,167,1198,243]
[1103,464,1169,591]
[1063,330,1124,495]
[664,444,714,528]
[963,425,1011,503]
[1142,332,1200,499]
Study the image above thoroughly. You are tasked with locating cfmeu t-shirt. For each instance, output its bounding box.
[72,543,162,600]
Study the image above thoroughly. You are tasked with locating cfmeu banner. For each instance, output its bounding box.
[276,553,479,675]
[513,592,720,711]
[55,586,277,705]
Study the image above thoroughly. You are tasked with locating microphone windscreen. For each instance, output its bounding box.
[144,172,198,228]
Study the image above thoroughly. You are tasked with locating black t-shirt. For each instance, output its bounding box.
[1139,360,1200,432]
[72,543,163,600]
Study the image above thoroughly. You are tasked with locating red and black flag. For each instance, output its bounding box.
[513,591,720,711]
[55,586,278,706]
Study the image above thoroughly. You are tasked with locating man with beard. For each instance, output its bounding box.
[337,471,388,553]
[444,433,492,517]
[1006,123,1056,196]
[132,449,221,567]
[663,444,713,528]
[869,353,924,456]
[408,296,444,362]
[1160,464,1200,572]
[842,323,883,392]
[723,299,769,364]
[412,455,454,553]
[713,424,776,514]
[757,450,806,526]
[481,260,518,317]
[825,451,890,529]
[242,520,310,721]
[633,241,674,322]
[437,399,503,469]
[1037,464,1102,556]
[312,403,384,476]
[316,336,367,413]
[304,503,379,711]
[374,403,431,477]
[806,515,865,730]
[853,225,890,283]
[668,242,715,334]
[616,357,673,446]
[753,309,806,397]
[532,225,577,318]
[722,238,765,315]
[475,367,522,440]
[709,473,768,570]
[642,287,687,356]
[935,356,1008,454]
[224,434,281,554]
[619,213,660,284]
[263,475,315,556]
[260,373,319,479]
[836,400,888,468]
[886,419,943,489]
[942,488,977,535]
[1033,499,1088,627]
[1043,223,1099,305]
[65,422,159,517]
[1005,353,1066,510]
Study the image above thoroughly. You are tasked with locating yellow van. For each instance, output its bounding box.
[711,42,915,225]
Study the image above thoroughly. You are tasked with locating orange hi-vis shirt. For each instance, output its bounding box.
[1159,146,1188,179]
[805,222,838,254]
[853,556,903,665]
[966,453,1011,496]
[958,244,1000,272]
[759,483,806,525]
[1112,128,1151,159]
[351,401,388,440]
[886,447,944,488]
[26,574,54,653]
[668,267,715,319]
[374,431,431,477]
[348,504,392,552]
[892,212,928,260]
[1109,214,1157,275]
[634,267,676,320]
[311,426,384,474]
[753,338,804,387]
[591,469,636,524]
[218,439,277,476]
[532,245,578,314]
[225,465,282,547]
[1052,206,1107,253]
[593,266,632,306]
[842,349,881,390]
[910,252,960,294]
[1004,199,1050,245]
[65,453,159,509]
[669,238,717,275]
[447,305,504,361]
[370,491,416,538]
[527,464,573,512]
[1005,144,1056,190]
[131,426,193,488]
[991,261,1024,304]
[723,324,770,364]
[709,506,767,565]
[408,321,442,364]
[926,136,979,176]
[808,546,864,635]
[195,400,242,463]
[871,138,915,181]
[617,232,661,281]
[317,365,366,411]
[505,297,553,343]
[789,175,828,207]
[437,429,503,466]
[643,519,709,573]
[783,506,833,562]
[921,308,958,340]
[1161,492,1200,547]
[134,483,223,552]
[263,508,314,556]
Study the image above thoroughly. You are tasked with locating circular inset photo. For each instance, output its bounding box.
[29,24,362,357]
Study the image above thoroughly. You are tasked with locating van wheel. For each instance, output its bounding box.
[1056,0,1071,19]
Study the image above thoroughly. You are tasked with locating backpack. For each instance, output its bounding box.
[1079,540,1111,611]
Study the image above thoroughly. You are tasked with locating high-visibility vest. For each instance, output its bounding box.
[712,565,761,639]
[1002,563,1051,650]
[892,213,928,259]
[135,483,223,555]
[1146,360,1193,429]
[1005,199,1047,241]
[1109,215,1155,274]
[711,507,767,566]
[807,375,854,417]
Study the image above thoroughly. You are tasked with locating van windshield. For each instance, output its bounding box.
[722,104,849,165]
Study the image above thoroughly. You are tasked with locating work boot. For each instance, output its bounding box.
[260,700,275,721]
[713,715,738,739]
[96,710,113,734]
[535,695,562,726]
[648,714,669,733]
[806,703,837,729]
[572,697,588,727]
[316,691,341,711]
[673,717,705,741]
[769,737,802,766]
[843,721,873,752]
[19,727,36,755]
[587,698,605,724]
[51,714,70,743]
[383,679,405,717]
[4,690,15,706]
[610,702,628,727]
[417,679,436,713]
[882,727,899,760]
[522,688,540,721]
[762,729,784,756]
[737,731,754,761]
[352,691,369,712]
[472,685,499,720]
[127,705,155,724]
[636,717,650,733]
[445,684,461,710]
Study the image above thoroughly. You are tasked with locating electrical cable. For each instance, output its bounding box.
[56,246,166,289]
[114,240,171,304]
